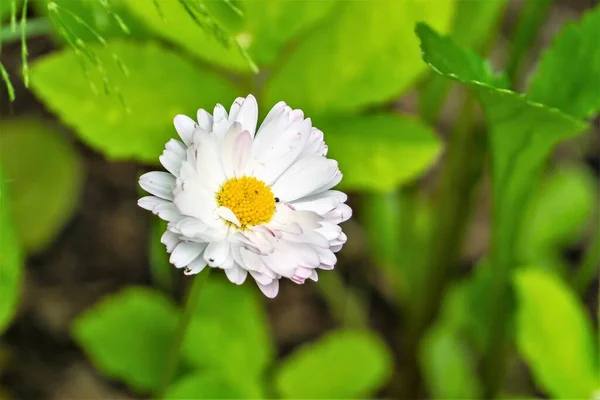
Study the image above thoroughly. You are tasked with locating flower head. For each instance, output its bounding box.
[138,95,351,297]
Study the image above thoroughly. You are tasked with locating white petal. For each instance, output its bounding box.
[173,180,219,226]
[184,256,208,275]
[257,279,279,298]
[324,203,352,223]
[159,151,182,177]
[315,246,337,266]
[291,190,347,215]
[271,157,338,202]
[216,206,241,227]
[197,109,213,131]
[174,115,196,145]
[225,264,248,285]
[233,95,258,136]
[138,196,169,211]
[260,101,286,128]
[176,217,209,237]
[154,203,183,222]
[139,171,175,200]
[203,240,230,267]
[221,123,252,178]
[165,138,186,157]
[170,241,207,268]
[161,230,180,252]
[228,97,245,121]
[239,247,265,271]
[309,270,318,282]
[213,104,230,138]
[249,270,273,286]
[194,133,226,191]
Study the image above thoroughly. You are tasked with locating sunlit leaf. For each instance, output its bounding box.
[163,371,261,400]
[0,119,83,252]
[275,330,392,399]
[265,0,455,115]
[0,169,24,334]
[72,287,179,393]
[528,5,600,119]
[122,0,334,72]
[318,114,441,192]
[29,40,240,163]
[519,165,597,262]
[33,0,149,41]
[181,278,272,395]
[121,0,249,72]
[514,268,599,398]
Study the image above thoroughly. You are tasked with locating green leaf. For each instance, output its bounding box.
[265,0,455,116]
[275,330,392,399]
[416,23,586,273]
[519,165,597,262]
[318,114,442,192]
[528,6,600,119]
[181,278,272,392]
[0,169,24,334]
[72,287,179,393]
[121,0,250,72]
[163,371,261,400]
[416,23,508,88]
[33,0,149,41]
[29,40,240,163]
[238,1,337,66]
[0,119,83,252]
[421,326,482,399]
[514,268,599,398]
[122,0,336,72]
[149,219,173,294]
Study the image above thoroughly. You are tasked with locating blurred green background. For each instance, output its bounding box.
[0,0,598,399]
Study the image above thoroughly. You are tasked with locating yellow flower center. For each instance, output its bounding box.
[217,176,275,229]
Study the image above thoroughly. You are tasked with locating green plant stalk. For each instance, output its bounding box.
[316,270,368,329]
[0,17,54,44]
[572,227,600,294]
[158,267,211,396]
[506,0,553,88]
[400,97,486,398]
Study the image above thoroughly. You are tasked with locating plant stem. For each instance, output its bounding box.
[317,270,368,329]
[572,227,600,294]
[400,96,486,399]
[158,268,211,397]
[0,17,53,44]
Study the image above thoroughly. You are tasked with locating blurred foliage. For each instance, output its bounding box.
[181,279,272,398]
[0,169,23,334]
[514,268,599,398]
[2,1,599,399]
[528,6,600,118]
[275,330,392,399]
[0,119,83,252]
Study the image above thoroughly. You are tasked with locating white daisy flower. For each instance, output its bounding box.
[138,95,351,298]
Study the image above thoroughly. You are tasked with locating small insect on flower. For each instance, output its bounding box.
[138,95,351,298]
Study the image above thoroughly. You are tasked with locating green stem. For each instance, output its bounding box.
[400,96,486,399]
[317,270,368,329]
[0,17,53,44]
[572,227,600,294]
[158,268,211,397]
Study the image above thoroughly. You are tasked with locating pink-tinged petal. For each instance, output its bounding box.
[256,279,279,298]
[324,203,352,223]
